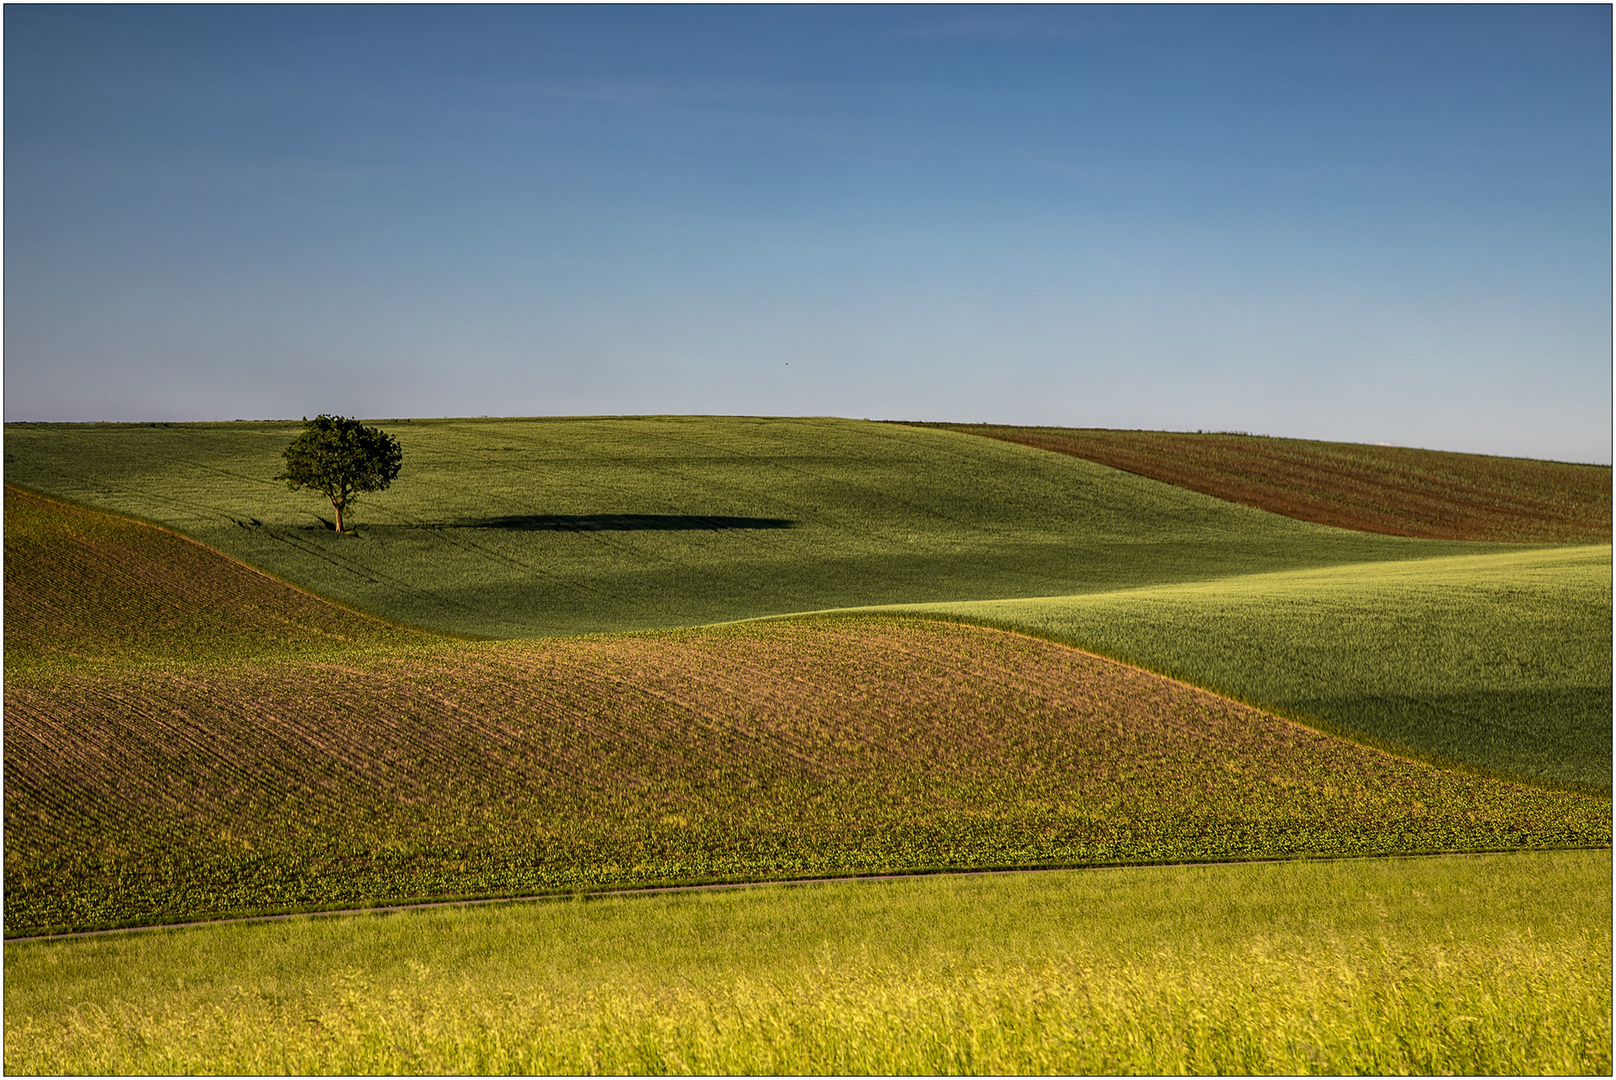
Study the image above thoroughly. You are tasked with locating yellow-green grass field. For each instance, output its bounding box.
[6,851,1608,1075]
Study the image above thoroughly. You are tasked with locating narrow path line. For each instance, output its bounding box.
[8,847,1607,946]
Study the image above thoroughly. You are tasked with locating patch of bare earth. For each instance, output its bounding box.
[902,423,1612,543]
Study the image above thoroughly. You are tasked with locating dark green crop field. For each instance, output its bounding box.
[3,417,1523,638]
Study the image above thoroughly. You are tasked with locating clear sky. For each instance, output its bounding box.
[5,4,1611,462]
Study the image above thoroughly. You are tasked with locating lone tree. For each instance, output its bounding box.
[278,414,403,533]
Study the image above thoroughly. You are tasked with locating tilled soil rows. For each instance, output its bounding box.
[7,617,1606,935]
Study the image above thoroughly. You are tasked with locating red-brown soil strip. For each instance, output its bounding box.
[900,423,1612,543]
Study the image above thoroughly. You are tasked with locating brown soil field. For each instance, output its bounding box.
[7,617,1605,933]
[901,424,1613,543]
[4,486,420,668]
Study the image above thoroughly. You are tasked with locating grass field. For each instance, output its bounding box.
[3,417,1531,638]
[6,851,1609,1075]
[904,422,1614,543]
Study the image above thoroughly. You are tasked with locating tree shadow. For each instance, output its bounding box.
[452,514,797,532]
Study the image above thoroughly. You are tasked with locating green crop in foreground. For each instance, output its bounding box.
[6,851,1609,1075]
[1,417,1525,637]
[888,545,1613,790]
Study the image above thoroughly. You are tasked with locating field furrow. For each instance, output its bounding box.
[6,618,1607,935]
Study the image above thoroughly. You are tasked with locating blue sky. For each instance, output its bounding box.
[6,4,1610,462]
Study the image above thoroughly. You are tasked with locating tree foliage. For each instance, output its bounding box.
[278,415,403,532]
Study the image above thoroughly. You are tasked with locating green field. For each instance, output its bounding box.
[6,416,1609,790]
[5,482,1609,936]
[893,545,1612,789]
[6,416,1609,1073]
[3,416,1523,638]
[6,851,1609,1075]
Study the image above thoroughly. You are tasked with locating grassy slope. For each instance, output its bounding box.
[3,417,1522,637]
[903,422,1614,543]
[5,493,1606,935]
[890,546,1612,789]
[6,852,1609,1075]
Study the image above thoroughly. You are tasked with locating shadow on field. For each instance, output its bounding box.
[450,514,798,532]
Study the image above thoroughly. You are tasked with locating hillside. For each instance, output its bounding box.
[2,417,1523,638]
[901,423,1613,543]
[896,545,1612,789]
[5,490,1606,935]
[8,616,1606,935]
[4,487,420,669]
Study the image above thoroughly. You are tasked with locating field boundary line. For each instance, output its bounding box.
[2,483,487,642]
[8,847,1610,945]
[767,607,1614,799]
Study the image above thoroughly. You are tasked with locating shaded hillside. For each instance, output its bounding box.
[3,486,420,668]
[903,424,1612,543]
[7,616,1607,935]
[2,418,1517,638]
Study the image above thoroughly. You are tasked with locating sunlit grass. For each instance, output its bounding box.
[7,850,1608,1075]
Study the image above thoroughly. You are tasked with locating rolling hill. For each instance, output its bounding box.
[5,417,1608,790]
[3,417,1532,638]
[4,485,1608,936]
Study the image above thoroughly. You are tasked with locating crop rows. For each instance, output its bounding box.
[4,487,417,669]
[7,617,1607,935]
[908,422,1614,543]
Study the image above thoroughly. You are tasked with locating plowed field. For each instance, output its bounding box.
[4,487,419,668]
[7,617,1607,935]
[906,423,1612,543]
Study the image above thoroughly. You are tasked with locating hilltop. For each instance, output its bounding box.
[3,417,1540,638]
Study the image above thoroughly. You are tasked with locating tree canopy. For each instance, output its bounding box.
[278,415,403,533]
